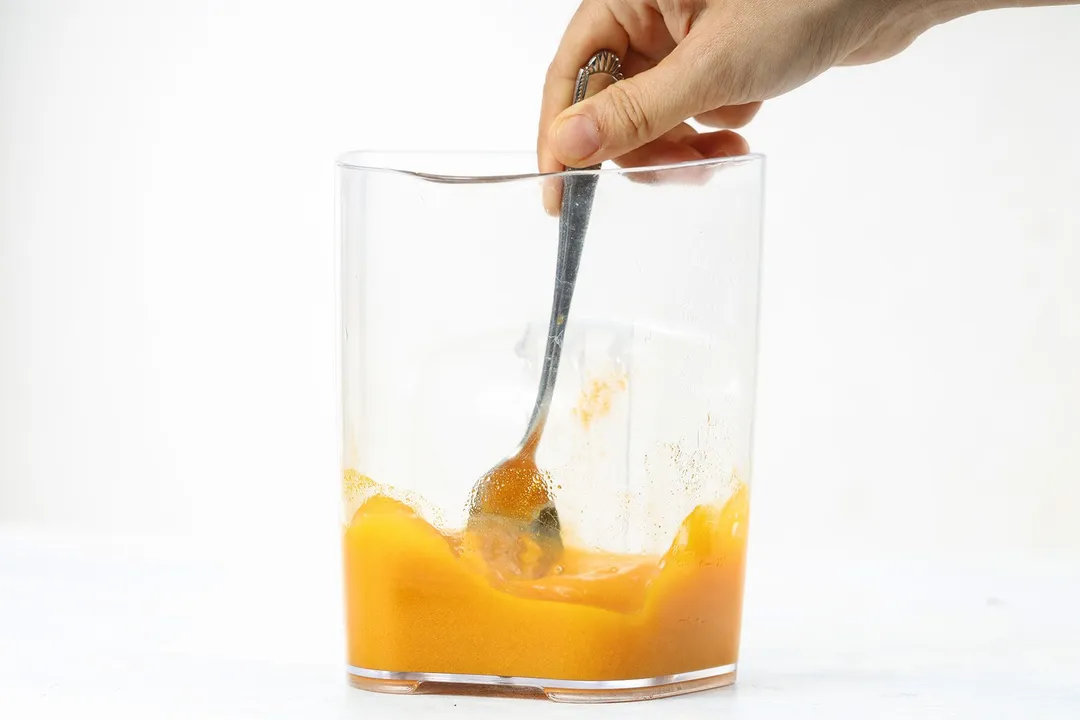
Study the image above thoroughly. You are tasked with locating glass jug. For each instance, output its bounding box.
[338,151,764,702]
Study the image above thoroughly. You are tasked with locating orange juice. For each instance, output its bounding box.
[343,481,749,681]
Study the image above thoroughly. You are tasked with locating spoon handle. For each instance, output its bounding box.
[521,51,623,451]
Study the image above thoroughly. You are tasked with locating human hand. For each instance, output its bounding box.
[537,0,995,213]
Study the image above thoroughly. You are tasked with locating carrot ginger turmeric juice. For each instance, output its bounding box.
[343,479,749,681]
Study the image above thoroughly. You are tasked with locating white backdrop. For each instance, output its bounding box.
[2,0,1079,569]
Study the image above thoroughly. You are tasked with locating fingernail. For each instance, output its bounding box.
[555,114,600,164]
[542,180,560,216]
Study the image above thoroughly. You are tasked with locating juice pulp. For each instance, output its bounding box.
[343,479,749,681]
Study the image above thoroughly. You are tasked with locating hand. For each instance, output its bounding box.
[537,0,1000,212]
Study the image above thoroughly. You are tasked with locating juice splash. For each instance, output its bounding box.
[343,479,749,681]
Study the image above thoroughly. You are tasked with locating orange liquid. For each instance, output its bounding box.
[343,482,749,681]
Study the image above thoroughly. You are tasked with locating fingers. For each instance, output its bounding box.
[538,1,630,215]
[542,126,749,214]
[612,122,701,168]
[685,129,750,158]
[541,176,564,217]
[694,102,763,129]
[537,1,629,177]
[614,127,749,184]
[536,3,756,213]
[546,39,724,168]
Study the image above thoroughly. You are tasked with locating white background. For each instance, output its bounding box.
[2,1,1079,717]
[3,0,1078,556]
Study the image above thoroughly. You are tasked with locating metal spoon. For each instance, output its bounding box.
[465,50,624,580]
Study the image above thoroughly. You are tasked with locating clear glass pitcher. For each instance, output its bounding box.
[338,151,764,702]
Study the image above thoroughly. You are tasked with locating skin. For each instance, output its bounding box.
[537,0,1077,213]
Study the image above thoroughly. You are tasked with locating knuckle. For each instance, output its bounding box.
[658,0,705,37]
[608,0,654,39]
[725,114,751,129]
[725,103,760,129]
[602,80,652,141]
[544,59,567,87]
[694,109,727,128]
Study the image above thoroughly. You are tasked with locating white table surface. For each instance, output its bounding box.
[2,528,1078,719]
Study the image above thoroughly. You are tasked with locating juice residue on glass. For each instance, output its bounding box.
[342,476,749,681]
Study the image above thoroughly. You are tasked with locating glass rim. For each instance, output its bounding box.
[336,150,764,184]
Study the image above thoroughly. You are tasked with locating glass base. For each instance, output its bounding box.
[346,663,737,703]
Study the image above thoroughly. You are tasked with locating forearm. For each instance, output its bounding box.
[869,0,1076,58]
[914,0,1077,24]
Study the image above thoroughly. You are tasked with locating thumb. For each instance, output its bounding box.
[548,43,721,168]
